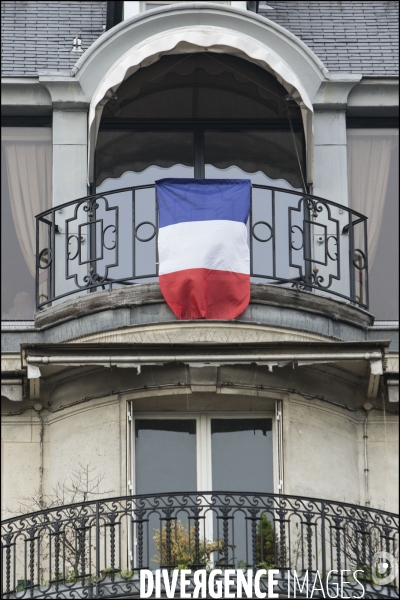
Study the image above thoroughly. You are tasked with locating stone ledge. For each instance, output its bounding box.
[34,282,373,331]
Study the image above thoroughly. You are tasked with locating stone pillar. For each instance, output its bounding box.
[38,76,90,302]
[313,110,348,205]
[38,75,89,206]
[52,110,88,206]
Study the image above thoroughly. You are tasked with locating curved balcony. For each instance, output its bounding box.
[35,185,369,312]
[2,492,398,599]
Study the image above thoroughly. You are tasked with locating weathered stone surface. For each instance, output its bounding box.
[35,282,373,330]
[69,322,334,345]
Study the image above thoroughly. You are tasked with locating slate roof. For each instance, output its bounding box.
[1,1,107,76]
[260,1,399,77]
[1,1,399,77]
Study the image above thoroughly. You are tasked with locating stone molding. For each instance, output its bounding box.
[35,282,373,332]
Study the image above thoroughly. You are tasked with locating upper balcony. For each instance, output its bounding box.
[35,183,369,314]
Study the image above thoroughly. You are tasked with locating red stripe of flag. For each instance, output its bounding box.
[159,268,250,320]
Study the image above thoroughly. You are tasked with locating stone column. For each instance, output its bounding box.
[38,75,90,301]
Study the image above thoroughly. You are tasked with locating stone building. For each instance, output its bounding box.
[1,1,399,598]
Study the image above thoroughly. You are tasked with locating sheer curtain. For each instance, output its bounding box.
[2,128,52,317]
[2,128,52,277]
[347,129,395,268]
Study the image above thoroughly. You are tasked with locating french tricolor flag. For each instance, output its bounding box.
[157,178,251,320]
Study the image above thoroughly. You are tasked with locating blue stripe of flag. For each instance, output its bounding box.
[156,178,251,228]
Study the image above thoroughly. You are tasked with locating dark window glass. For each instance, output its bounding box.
[135,419,197,494]
[211,418,274,566]
[1,127,52,319]
[101,53,300,121]
[211,418,273,493]
[97,53,304,190]
[205,129,304,190]
[96,130,194,188]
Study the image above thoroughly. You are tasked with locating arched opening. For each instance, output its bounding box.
[95,52,306,191]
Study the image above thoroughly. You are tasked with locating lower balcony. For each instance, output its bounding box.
[2,492,398,599]
[35,184,369,312]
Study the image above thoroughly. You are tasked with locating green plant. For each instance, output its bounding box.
[256,513,276,570]
[65,570,77,583]
[100,566,121,578]
[153,520,224,569]
[121,569,133,579]
[16,580,30,593]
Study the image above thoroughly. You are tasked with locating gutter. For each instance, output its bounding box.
[26,351,383,377]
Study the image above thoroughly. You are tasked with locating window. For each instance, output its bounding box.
[93,53,306,290]
[131,414,274,494]
[130,413,275,569]
[347,127,399,319]
[97,52,305,190]
[1,125,52,320]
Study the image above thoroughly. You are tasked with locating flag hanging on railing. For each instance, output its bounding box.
[156,178,251,320]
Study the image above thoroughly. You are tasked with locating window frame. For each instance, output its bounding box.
[127,409,280,497]
[127,406,282,569]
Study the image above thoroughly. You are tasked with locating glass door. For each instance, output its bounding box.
[210,418,273,493]
[130,413,274,569]
[92,129,195,287]
[135,418,197,494]
[132,415,274,495]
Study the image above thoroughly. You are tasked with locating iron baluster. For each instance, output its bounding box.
[304,512,313,573]
[54,523,61,593]
[109,512,116,582]
[191,506,202,569]
[359,519,367,571]
[220,507,232,566]
[162,507,174,571]
[363,216,369,308]
[271,189,276,279]
[89,198,97,293]
[248,508,259,568]
[348,214,356,303]
[76,517,88,585]
[50,213,56,306]
[321,502,327,595]
[35,215,40,309]
[134,509,146,570]
[132,189,136,280]
[96,501,100,598]
[4,533,12,597]
[333,516,342,574]
[276,507,287,571]
[303,196,312,290]
[27,526,35,598]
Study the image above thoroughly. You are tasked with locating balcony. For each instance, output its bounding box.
[2,492,398,599]
[35,184,369,312]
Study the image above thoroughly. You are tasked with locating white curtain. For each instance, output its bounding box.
[347,129,396,269]
[2,128,52,277]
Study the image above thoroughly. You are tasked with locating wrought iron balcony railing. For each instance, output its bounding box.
[35,184,369,311]
[2,492,398,599]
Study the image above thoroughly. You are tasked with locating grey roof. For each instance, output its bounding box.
[1,1,399,78]
[260,1,399,77]
[1,1,107,76]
